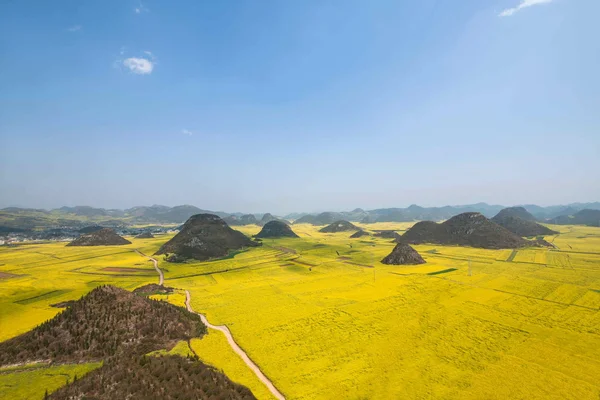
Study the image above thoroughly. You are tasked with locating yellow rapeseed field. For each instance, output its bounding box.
[1,224,599,399]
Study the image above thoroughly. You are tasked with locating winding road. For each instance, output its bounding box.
[134,250,164,285]
[185,290,285,400]
[134,249,285,400]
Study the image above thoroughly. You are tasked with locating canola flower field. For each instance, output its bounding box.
[1,223,599,399]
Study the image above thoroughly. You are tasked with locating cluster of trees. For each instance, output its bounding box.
[0,285,205,365]
[48,354,256,400]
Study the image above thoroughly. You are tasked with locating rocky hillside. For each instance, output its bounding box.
[320,220,359,233]
[401,212,530,249]
[155,214,260,262]
[255,220,299,238]
[381,243,426,265]
[66,228,131,246]
[492,207,558,237]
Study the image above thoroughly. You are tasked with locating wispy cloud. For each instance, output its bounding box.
[182,129,193,136]
[123,57,154,75]
[67,25,82,32]
[499,0,552,17]
[134,2,149,14]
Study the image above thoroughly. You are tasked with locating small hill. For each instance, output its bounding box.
[225,214,259,226]
[133,284,173,295]
[360,215,373,224]
[374,230,402,239]
[260,213,278,225]
[312,212,344,225]
[350,230,369,238]
[401,212,529,249]
[155,214,260,262]
[493,206,537,221]
[492,208,558,237]
[135,231,155,239]
[240,214,258,225]
[47,355,256,400]
[50,354,256,400]
[550,209,600,227]
[320,220,358,233]
[255,220,299,238]
[293,214,317,224]
[67,228,131,246]
[381,243,426,265]
[0,285,205,365]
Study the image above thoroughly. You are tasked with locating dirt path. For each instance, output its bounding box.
[133,250,284,399]
[134,250,164,285]
[184,290,285,400]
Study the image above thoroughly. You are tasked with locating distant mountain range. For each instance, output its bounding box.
[288,202,600,225]
[1,202,599,231]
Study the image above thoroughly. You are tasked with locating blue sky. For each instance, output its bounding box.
[1,0,598,214]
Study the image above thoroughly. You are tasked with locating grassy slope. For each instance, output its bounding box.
[1,223,599,399]
[0,362,102,400]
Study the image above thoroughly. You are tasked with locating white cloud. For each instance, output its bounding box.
[67,25,82,32]
[123,57,154,75]
[182,129,193,136]
[499,0,552,17]
[134,2,149,14]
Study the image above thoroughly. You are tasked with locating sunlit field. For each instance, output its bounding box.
[0,236,166,341]
[0,362,101,400]
[1,223,599,399]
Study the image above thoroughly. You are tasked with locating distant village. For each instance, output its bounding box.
[0,225,178,245]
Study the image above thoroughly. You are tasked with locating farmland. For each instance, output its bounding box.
[1,223,599,399]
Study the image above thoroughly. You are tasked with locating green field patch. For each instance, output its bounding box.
[427,268,458,275]
[14,289,72,305]
[506,250,518,262]
[0,362,101,400]
[425,249,439,254]
[216,249,249,261]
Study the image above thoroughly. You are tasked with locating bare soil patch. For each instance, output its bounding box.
[0,271,20,280]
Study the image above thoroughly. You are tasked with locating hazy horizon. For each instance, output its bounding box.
[2,0,599,215]
[1,198,599,217]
